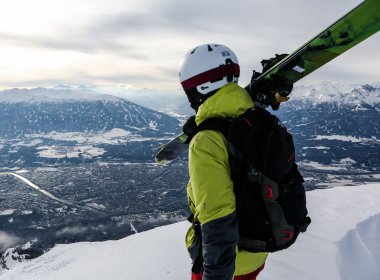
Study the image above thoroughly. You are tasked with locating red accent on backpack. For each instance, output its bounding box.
[265,184,273,199]
[242,117,253,127]
[287,152,295,163]
[191,272,203,280]
[282,229,294,241]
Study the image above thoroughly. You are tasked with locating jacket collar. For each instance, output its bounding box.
[195,83,254,125]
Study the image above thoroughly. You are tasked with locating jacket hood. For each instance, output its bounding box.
[195,83,254,125]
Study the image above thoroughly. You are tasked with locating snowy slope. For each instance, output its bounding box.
[1,184,380,280]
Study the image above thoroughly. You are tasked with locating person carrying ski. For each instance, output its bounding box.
[179,44,268,280]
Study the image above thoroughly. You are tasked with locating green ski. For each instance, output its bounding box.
[155,133,190,163]
[155,0,380,163]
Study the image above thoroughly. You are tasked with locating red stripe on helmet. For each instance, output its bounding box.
[181,63,240,91]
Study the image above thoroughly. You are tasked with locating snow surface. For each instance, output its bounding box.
[19,128,166,159]
[0,209,17,216]
[29,128,134,145]
[300,160,346,171]
[314,135,379,143]
[1,184,380,280]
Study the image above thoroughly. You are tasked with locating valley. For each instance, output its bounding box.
[0,83,379,266]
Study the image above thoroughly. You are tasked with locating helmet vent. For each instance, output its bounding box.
[190,47,198,54]
[207,45,213,51]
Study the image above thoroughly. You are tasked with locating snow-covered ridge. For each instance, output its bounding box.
[1,184,380,280]
[291,82,380,106]
[1,83,379,107]
[0,87,181,138]
[0,88,122,104]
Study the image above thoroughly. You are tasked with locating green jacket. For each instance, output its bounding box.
[186,83,268,279]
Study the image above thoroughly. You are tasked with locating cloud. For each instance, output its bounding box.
[55,225,106,238]
[55,226,89,237]
[0,0,378,89]
[5,0,363,54]
[0,231,21,251]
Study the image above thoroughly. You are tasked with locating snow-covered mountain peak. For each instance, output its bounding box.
[347,84,380,106]
[0,88,122,104]
[291,82,380,106]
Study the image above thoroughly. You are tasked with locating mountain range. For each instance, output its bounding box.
[0,83,379,268]
[0,87,180,137]
[120,81,380,173]
[0,83,379,170]
[0,88,181,166]
[272,82,380,173]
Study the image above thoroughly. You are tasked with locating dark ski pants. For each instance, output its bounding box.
[191,263,265,280]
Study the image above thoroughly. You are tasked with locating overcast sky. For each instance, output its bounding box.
[0,0,379,91]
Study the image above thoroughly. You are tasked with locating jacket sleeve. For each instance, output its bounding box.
[189,130,238,280]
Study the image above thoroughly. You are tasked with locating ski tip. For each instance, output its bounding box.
[155,156,168,165]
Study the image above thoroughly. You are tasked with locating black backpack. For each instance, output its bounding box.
[193,106,311,253]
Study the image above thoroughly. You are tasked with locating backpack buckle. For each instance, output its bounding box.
[247,170,262,183]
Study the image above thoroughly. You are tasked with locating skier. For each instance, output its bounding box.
[179,44,269,280]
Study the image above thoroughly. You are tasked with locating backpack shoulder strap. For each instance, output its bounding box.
[196,118,231,139]
[182,116,231,144]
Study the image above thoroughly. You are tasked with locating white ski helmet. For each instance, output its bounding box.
[179,44,240,109]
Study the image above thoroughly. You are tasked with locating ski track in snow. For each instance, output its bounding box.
[0,172,102,213]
